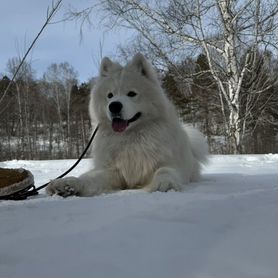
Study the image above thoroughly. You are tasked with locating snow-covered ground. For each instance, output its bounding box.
[0,155,277,277]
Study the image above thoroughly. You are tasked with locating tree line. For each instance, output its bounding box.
[0,59,91,161]
[1,50,277,161]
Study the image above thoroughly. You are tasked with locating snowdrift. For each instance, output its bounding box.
[0,155,277,277]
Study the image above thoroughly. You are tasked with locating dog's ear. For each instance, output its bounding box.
[99,57,122,77]
[99,57,113,77]
[129,53,158,82]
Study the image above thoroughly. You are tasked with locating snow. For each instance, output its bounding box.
[0,155,277,277]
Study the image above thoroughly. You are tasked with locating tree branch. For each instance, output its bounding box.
[0,0,63,107]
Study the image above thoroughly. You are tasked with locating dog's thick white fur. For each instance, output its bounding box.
[46,53,208,197]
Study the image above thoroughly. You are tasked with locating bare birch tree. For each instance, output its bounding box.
[43,62,78,157]
[6,58,36,159]
[72,0,278,153]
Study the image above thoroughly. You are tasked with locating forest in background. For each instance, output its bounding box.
[0,60,92,161]
[0,0,277,160]
[0,50,277,161]
[162,51,278,154]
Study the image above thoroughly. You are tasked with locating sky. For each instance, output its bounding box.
[0,0,134,82]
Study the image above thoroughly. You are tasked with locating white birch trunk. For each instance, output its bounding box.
[218,0,242,153]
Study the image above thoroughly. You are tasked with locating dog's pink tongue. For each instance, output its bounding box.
[112,118,128,132]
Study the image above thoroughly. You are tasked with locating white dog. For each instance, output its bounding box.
[46,53,208,197]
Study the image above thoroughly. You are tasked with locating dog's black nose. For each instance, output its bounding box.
[109,101,123,114]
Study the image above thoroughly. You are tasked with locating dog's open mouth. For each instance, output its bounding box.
[112,112,141,132]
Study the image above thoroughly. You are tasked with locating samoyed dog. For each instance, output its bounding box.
[46,53,208,197]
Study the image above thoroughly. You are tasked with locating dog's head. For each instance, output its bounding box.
[90,53,167,133]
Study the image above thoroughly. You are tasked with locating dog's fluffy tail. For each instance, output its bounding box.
[185,125,209,164]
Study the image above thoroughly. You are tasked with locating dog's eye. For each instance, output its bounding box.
[107,92,113,99]
[127,91,137,97]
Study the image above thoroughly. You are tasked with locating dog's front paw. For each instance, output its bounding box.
[147,180,180,192]
[146,167,182,193]
[46,177,82,197]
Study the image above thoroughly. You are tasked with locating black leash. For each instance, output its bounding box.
[0,125,99,201]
